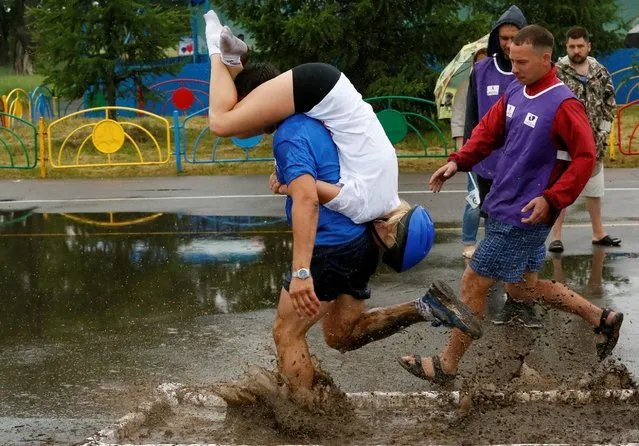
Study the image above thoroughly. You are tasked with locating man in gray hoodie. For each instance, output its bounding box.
[461,6,527,250]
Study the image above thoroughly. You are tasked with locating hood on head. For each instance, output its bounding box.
[487,5,528,58]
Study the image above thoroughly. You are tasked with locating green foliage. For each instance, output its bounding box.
[212,0,490,100]
[212,0,625,100]
[467,0,625,57]
[28,0,190,109]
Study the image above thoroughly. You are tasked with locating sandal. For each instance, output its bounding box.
[548,240,564,253]
[397,354,456,385]
[593,309,624,360]
[592,235,621,247]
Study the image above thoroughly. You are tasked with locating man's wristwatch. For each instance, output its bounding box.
[292,267,311,280]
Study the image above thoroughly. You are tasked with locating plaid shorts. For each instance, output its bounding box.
[470,218,550,283]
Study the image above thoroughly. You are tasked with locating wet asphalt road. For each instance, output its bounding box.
[0,169,638,445]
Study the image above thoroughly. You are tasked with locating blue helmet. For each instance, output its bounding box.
[382,205,435,272]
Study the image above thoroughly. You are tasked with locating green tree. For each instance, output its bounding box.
[212,0,490,99]
[468,0,625,57]
[212,0,625,99]
[29,0,189,115]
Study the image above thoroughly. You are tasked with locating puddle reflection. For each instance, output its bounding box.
[539,249,635,301]
[0,211,292,344]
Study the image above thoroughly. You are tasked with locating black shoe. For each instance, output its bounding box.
[510,299,543,329]
[492,294,543,329]
[491,295,517,325]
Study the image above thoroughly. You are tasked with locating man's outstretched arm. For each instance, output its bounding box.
[287,174,321,317]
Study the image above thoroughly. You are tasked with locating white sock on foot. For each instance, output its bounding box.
[204,10,223,56]
[220,25,248,66]
[415,297,435,321]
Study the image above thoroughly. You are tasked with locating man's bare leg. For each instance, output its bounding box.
[550,208,566,243]
[586,196,607,241]
[506,271,609,327]
[272,288,331,390]
[321,295,424,352]
[587,248,605,297]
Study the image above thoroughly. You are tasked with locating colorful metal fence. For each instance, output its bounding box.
[5,83,635,175]
[364,96,449,158]
[61,212,164,227]
[173,108,271,172]
[30,86,57,121]
[4,88,32,125]
[611,67,639,105]
[616,100,639,156]
[143,79,210,117]
[47,107,171,169]
[0,112,38,169]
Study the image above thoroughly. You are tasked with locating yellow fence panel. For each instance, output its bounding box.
[4,88,32,127]
[46,107,171,169]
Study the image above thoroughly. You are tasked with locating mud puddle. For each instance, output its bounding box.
[96,360,639,445]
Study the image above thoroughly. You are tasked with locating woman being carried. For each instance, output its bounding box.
[205,10,433,272]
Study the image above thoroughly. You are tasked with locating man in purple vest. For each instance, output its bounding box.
[461,6,541,328]
[398,25,624,385]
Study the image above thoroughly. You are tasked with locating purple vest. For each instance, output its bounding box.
[472,55,516,179]
[483,80,575,229]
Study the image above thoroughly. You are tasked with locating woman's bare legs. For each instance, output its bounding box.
[205,12,296,138]
[208,66,296,137]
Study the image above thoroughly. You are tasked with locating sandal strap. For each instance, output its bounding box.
[432,355,455,385]
[594,308,611,334]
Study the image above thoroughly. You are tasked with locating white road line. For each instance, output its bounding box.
[3,186,639,205]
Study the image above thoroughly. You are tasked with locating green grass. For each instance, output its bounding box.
[0,67,45,96]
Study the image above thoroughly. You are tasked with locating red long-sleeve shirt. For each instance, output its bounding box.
[450,66,596,212]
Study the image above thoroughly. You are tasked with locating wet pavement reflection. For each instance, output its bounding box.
[0,211,292,425]
[0,210,637,443]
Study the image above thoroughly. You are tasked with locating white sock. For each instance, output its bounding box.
[204,10,223,56]
[415,297,435,321]
[220,25,248,66]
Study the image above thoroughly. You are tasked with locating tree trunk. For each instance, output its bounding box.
[13,40,33,75]
[14,24,33,75]
[106,76,117,120]
[0,32,9,66]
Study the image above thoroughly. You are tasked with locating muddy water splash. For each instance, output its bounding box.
[209,359,364,442]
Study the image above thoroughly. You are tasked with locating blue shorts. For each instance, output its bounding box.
[470,218,550,283]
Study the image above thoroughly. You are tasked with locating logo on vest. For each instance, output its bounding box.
[523,112,538,128]
[506,104,515,118]
[487,85,500,96]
